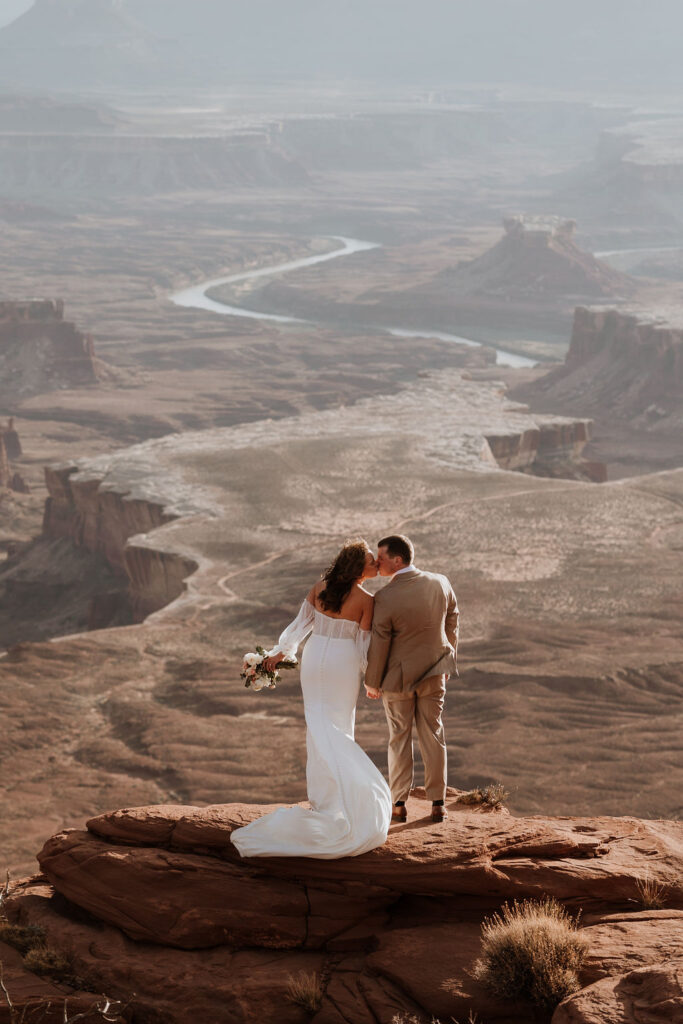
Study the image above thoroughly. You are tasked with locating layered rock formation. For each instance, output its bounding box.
[0,301,99,398]
[1,418,21,461]
[555,116,683,238]
[0,418,27,492]
[484,419,606,481]
[445,217,632,301]
[4,792,682,1023]
[396,218,635,338]
[516,306,683,423]
[42,463,198,622]
[0,133,309,198]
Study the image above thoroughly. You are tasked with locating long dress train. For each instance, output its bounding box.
[230,600,391,859]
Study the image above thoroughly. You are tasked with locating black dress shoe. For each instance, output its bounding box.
[431,805,448,823]
[391,805,407,823]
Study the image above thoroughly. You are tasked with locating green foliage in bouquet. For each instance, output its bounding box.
[241,644,297,690]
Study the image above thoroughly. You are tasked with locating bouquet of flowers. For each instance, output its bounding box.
[241,644,298,691]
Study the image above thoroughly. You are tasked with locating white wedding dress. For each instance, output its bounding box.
[230,599,392,859]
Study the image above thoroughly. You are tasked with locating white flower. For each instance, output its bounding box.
[243,652,262,668]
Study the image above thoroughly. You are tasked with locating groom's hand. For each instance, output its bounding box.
[365,686,382,700]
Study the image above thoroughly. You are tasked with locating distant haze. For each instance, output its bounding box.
[2,0,683,93]
[0,0,33,28]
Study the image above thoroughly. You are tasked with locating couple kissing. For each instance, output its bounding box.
[230,534,458,859]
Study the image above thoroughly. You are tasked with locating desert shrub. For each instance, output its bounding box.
[23,946,73,981]
[390,1014,480,1024]
[0,922,46,956]
[286,971,324,1013]
[635,874,667,909]
[473,897,588,1010]
[457,783,509,809]
[390,1016,432,1024]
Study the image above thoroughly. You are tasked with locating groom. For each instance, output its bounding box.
[364,534,458,823]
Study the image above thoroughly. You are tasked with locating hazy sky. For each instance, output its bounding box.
[2,1,683,92]
[0,0,32,28]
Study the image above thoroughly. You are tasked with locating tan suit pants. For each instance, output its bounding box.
[382,675,447,804]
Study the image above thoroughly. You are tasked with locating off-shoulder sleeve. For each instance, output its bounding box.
[267,599,315,660]
[356,628,371,677]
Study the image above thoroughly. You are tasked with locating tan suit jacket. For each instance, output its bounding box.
[365,568,459,695]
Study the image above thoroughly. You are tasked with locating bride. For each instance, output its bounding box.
[230,538,392,859]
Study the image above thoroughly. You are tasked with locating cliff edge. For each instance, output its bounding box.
[516,305,683,423]
[3,790,682,1024]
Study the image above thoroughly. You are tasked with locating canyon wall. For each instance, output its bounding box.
[568,306,683,385]
[0,432,9,488]
[0,110,508,198]
[43,464,198,622]
[526,306,683,421]
[276,108,508,170]
[0,132,308,197]
[484,418,606,481]
[0,417,28,492]
[0,300,99,397]
[555,122,683,237]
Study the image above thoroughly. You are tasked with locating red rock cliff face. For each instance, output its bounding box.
[43,464,198,622]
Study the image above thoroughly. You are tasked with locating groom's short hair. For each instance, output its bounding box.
[378,534,414,566]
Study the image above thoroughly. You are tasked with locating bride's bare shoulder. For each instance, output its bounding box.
[307,580,324,603]
[356,584,374,604]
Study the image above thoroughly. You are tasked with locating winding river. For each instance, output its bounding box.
[170,236,538,369]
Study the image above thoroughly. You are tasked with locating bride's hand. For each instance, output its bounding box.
[264,653,283,673]
[365,686,382,700]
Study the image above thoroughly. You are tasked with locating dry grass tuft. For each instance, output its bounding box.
[390,1016,435,1024]
[23,946,73,981]
[0,922,46,956]
[473,897,588,1010]
[457,783,509,809]
[286,971,324,1013]
[635,874,667,909]
[1,960,132,1023]
[390,1014,481,1024]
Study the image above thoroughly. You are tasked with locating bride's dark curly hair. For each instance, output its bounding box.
[318,538,370,614]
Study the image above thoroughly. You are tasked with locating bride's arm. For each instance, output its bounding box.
[356,591,374,682]
[264,588,316,669]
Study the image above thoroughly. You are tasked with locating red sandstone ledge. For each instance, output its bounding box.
[4,789,682,1024]
[28,789,681,953]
